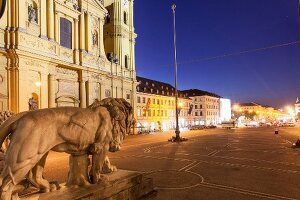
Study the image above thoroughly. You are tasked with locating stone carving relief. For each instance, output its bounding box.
[19,33,56,54]
[0,98,134,199]
[64,0,79,10]
[58,80,76,95]
[56,67,78,77]
[105,89,111,97]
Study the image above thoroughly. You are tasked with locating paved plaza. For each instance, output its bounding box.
[44,127,300,200]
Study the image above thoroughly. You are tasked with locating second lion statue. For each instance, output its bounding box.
[0,98,135,200]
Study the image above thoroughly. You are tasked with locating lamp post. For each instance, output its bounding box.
[170,4,186,142]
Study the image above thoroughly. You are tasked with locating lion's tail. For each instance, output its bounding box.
[0,112,27,146]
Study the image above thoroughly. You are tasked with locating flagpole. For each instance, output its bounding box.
[171,4,180,141]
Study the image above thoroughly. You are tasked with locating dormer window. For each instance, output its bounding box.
[157,90,159,94]
[146,82,148,85]
[152,83,154,87]
[151,88,153,93]
[144,87,146,92]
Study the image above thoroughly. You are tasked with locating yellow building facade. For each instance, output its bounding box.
[234,102,288,121]
[0,0,136,112]
[136,76,193,132]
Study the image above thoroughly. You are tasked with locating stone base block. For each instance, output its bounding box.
[21,170,156,200]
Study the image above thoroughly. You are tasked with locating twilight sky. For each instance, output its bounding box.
[134,0,300,109]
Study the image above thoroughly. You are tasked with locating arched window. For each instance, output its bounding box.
[125,55,128,68]
[123,11,128,24]
[60,18,72,49]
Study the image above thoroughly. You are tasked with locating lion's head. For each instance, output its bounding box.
[89,98,135,152]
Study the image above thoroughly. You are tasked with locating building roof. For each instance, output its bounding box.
[136,76,176,97]
[239,102,271,108]
[180,89,221,98]
[136,77,221,99]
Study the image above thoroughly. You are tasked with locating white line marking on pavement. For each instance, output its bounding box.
[200,182,297,200]
[179,161,197,171]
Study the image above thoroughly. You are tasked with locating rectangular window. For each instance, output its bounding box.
[137,97,141,103]
[153,110,156,117]
[60,18,72,49]
[153,99,155,104]
[142,97,146,103]
[126,94,130,100]
[148,110,151,117]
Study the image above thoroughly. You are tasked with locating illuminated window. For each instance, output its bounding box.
[60,18,72,49]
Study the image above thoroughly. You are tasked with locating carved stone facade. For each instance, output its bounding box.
[0,0,137,114]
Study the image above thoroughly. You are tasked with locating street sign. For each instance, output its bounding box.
[0,0,6,19]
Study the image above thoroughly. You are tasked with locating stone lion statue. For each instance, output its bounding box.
[0,98,134,200]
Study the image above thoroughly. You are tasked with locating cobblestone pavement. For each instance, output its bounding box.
[44,127,300,200]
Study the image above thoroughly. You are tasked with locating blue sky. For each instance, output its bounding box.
[134,0,300,108]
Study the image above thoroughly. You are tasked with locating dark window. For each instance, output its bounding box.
[60,18,72,49]
[200,111,203,116]
[137,97,140,103]
[126,94,130,100]
[124,11,127,24]
[125,55,128,68]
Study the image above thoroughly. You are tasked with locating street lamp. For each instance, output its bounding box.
[169,4,186,142]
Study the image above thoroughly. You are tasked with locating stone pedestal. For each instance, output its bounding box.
[21,170,156,200]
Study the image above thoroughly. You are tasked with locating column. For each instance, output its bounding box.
[17,0,26,31]
[47,0,54,40]
[48,74,56,108]
[79,79,86,108]
[85,80,90,106]
[73,19,79,64]
[40,0,47,38]
[79,13,85,50]
[54,12,59,43]
[85,13,89,52]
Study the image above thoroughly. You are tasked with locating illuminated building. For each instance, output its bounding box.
[136,76,193,131]
[0,0,136,112]
[295,98,300,116]
[234,102,288,121]
[181,89,222,125]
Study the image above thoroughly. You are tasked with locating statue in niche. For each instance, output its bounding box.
[92,31,98,46]
[28,4,37,23]
[0,98,135,200]
[28,97,38,110]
